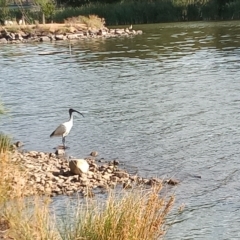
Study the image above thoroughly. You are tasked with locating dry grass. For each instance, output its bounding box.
[0,145,57,239]
[1,14,104,35]
[4,25,20,33]
[0,175,174,240]
[2,23,86,35]
[58,184,174,240]
[3,197,59,240]
[64,14,105,29]
[0,134,11,154]
[0,148,32,205]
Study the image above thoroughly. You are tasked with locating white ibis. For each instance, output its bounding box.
[50,108,84,148]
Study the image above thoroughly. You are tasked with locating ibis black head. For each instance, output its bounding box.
[69,108,84,117]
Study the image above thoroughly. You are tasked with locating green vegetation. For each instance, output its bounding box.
[1,0,240,25]
[34,0,56,23]
[54,0,240,25]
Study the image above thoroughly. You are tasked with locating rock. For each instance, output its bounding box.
[110,176,119,182]
[90,151,98,157]
[35,177,41,183]
[7,143,159,198]
[15,33,23,41]
[102,173,111,181]
[165,178,179,185]
[55,149,65,155]
[38,152,45,158]
[136,30,143,35]
[40,36,51,42]
[45,187,52,194]
[68,26,77,33]
[115,29,125,35]
[28,151,38,157]
[55,34,66,40]
[67,34,81,40]
[69,159,89,175]
[113,160,119,165]
[123,181,132,189]
[0,38,7,44]
[15,141,23,148]
[114,171,129,179]
[98,29,108,36]
[49,152,56,158]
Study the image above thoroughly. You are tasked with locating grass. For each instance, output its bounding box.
[0,133,11,154]
[2,0,240,27]
[64,14,105,29]
[3,197,59,240]
[2,184,174,240]
[58,185,174,240]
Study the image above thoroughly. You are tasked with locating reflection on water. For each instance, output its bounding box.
[1,21,240,240]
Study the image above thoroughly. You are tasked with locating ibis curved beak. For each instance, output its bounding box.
[72,109,84,117]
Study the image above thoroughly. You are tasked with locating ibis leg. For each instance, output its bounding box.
[62,137,66,148]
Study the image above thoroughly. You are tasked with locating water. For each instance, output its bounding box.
[1,21,240,239]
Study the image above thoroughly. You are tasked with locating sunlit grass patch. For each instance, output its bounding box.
[58,184,174,240]
[0,133,11,153]
[3,197,59,240]
[64,14,105,29]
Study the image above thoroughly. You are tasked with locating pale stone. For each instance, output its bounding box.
[69,159,89,175]
[102,174,111,181]
[55,149,65,155]
[110,176,119,182]
[39,36,51,42]
[67,34,81,39]
[45,187,52,193]
[38,152,45,158]
[55,34,66,40]
[29,151,38,157]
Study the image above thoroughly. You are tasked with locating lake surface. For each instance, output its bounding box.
[1,21,240,239]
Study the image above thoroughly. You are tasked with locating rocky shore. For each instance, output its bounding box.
[0,25,143,44]
[9,143,178,198]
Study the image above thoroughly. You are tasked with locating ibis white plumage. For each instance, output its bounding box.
[50,108,84,148]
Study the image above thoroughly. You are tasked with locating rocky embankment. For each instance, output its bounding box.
[10,143,178,197]
[0,26,143,44]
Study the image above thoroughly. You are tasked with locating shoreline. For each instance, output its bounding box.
[9,143,178,197]
[0,24,143,44]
